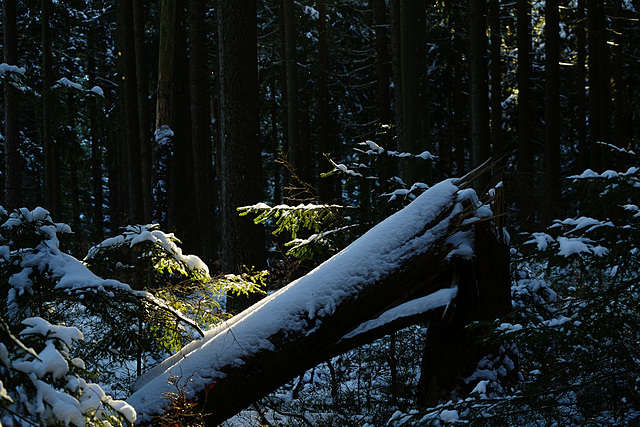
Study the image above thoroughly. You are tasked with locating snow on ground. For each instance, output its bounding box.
[127,179,467,421]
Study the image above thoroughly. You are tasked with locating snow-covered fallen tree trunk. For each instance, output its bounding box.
[127,175,508,424]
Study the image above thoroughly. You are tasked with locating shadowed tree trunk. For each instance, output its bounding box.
[400,0,430,185]
[117,0,144,224]
[587,0,610,171]
[2,0,21,209]
[188,0,214,262]
[469,0,491,193]
[133,0,153,222]
[517,0,535,230]
[543,0,562,226]
[489,0,503,169]
[218,0,267,311]
[42,0,61,218]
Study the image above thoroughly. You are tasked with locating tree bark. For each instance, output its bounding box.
[587,0,611,171]
[517,0,535,230]
[575,0,588,173]
[469,0,491,193]
[117,0,145,224]
[489,0,503,169]
[2,0,21,209]
[217,0,267,310]
[543,0,562,226]
[400,0,430,185]
[42,0,61,218]
[188,0,214,262]
[133,0,153,222]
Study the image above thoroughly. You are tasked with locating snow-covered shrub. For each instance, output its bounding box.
[0,317,135,426]
[0,209,213,397]
[384,165,640,426]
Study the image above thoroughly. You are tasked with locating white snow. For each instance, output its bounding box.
[527,232,554,251]
[90,86,104,97]
[0,63,26,75]
[440,409,459,422]
[55,77,83,91]
[341,287,458,341]
[127,179,472,420]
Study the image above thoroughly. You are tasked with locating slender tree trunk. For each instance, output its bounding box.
[317,2,333,203]
[218,0,267,311]
[517,0,535,230]
[371,0,395,197]
[575,0,588,173]
[153,0,176,228]
[587,0,610,171]
[469,0,491,193]
[612,0,627,169]
[168,4,197,252]
[389,0,403,154]
[133,0,153,222]
[117,0,144,224]
[3,0,21,208]
[188,0,214,261]
[543,0,561,226]
[489,0,503,168]
[282,0,308,200]
[400,0,430,185]
[42,0,61,218]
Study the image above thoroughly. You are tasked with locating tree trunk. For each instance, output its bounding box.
[117,0,144,224]
[2,0,21,209]
[587,0,610,171]
[42,0,61,218]
[317,1,334,203]
[127,176,509,425]
[400,0,430,185]
[489,0,503,169]
[517,0,535,230]
[133,0,153,222]
[188,0,214,262]
[543,0,561,226]
[217,0,267,310]
[371,0,395,199]
[575,0,588,173]
[469,0,491,193]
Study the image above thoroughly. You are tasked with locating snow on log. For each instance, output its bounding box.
[127,177,498,424]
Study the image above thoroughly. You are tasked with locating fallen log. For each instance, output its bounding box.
[126,175,507,424]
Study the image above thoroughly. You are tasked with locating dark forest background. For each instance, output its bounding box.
[2,0,639,276]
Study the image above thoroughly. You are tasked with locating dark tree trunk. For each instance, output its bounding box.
[543,0,562,226]
[188,0,214,262]
[42,0,61,218]
[489,0,503,168]
[517,0,535,230]
[400,0,430,184]
[117,0,144,224]
[371,0,395,197]
[218,0,267,311]
[281,0,312,200]
[389,0,403,153]
[575,0,588,173]
[133,0,153,222]
[168,4,197,252]
[469,0,491,193]
[2,0,21,209]
[417,220,511,406]
[587,0,611,171]
[317,2,334,203]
